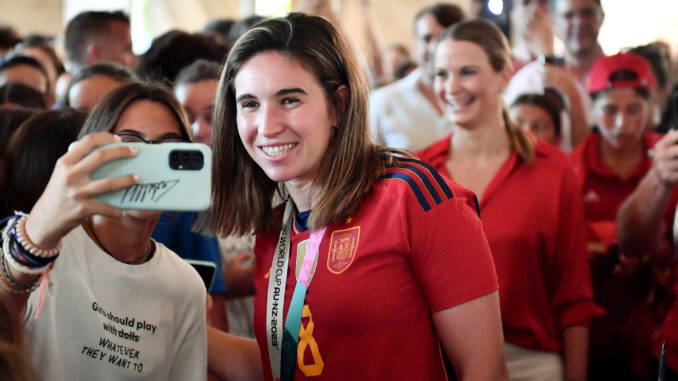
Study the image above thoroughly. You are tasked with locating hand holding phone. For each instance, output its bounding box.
[24,133,138,250]
[87,142,212,211]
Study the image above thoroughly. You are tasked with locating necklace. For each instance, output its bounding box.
[85,217,153,265]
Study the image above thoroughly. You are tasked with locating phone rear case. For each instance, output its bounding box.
[89,142,212,211]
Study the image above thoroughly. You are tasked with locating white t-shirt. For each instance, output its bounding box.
[24,226,207,381]
[369,68,452,152]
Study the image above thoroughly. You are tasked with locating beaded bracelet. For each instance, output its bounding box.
[0,255,43,294]
[8,221,56,268]
[1,252,41,289]
[2,220,54,275]
[14,213,61,259]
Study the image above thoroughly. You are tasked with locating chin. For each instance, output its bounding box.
[123,210,163,220]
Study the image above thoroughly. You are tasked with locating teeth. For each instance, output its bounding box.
[446,97,472,108]
[262,143,296,157]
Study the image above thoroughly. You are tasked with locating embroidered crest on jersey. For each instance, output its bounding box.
[327,227,360,274]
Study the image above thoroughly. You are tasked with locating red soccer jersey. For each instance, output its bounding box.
[570,133,663,362]
[418,135,602,352]
[570,133,662,248]
[252,159,499,381]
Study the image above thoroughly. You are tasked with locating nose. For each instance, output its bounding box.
[614,111,628,134]
[258,104,284,137]
[444,74,461,95]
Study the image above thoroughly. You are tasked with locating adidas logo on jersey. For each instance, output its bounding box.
[584,190,600,203]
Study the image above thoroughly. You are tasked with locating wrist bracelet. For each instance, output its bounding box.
[14,213,61,259]
[0,255,43,294]
[3,227,54,275]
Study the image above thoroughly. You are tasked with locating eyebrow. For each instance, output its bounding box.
[235,87,309,103]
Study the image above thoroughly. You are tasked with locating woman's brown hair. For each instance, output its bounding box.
[208,13,396,236]
[78,80,192,140]
[441,19,535,164]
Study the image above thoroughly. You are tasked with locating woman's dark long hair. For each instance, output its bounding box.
[1,108,86,216]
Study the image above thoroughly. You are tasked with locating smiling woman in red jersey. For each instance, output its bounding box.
[417,19,602,381]
[205,13,507,381]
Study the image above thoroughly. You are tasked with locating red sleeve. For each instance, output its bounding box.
[550,165,605,329]
[402,181,499,313]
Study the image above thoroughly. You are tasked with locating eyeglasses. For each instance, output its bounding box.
[115,131,186,144]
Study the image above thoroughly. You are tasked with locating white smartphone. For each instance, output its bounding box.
[86,142,212,211]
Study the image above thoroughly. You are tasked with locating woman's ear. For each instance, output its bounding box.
[331,85,349,127]
[500,64,513,90]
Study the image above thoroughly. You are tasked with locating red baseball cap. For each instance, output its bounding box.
[588,52,656,94]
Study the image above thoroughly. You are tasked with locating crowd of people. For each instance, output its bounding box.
[0,0,677,380]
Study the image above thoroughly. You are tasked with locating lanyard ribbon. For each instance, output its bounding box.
[266,199,326,381]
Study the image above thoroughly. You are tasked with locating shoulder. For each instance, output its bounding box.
[154,243,206,298]
[377,157,478,215]
[415,134,451,164]
[569,134,598,171]
[533,139,577,172]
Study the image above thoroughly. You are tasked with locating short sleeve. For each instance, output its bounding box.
[403,184,499,313]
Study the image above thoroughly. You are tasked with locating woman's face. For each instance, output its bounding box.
[433,39,510,129]
[233,51,337,186]
[174,79,218,145]
[113,99,184,219]
[510,103,560,146]
[593,87,648,150]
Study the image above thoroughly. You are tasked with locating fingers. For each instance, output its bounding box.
[61,133,122,165]
[655,130,678,153]
[76,173,139,199]
[73,144,138,179]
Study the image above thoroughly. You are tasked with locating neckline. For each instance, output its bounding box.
[293,209,311,234]
[84,217,155,265]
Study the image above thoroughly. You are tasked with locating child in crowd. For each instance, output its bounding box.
[569,52,675,380]
[510,88,566,147]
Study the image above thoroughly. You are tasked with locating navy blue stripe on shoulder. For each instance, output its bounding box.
[382,172,431,212]
[400,163,442,205]
[397,157,454,199]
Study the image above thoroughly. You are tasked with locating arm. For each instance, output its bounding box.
[433,291,508,381]
[561,325,589,381]
[223,252,255,299]
[617,130,678,257]
[2,133,137,317]
[543,65,590,146]
[207,326,263,381]
[357,0,386,82]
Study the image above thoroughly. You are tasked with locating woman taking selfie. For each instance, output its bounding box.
[0,81,207,380]
[417,19,601,381]
[206,12,507,381]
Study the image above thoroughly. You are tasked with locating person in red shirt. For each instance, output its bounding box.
[569,52,667,379]
[617,132,678,381]
[205,13,508,381]
[417,19,600,381]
